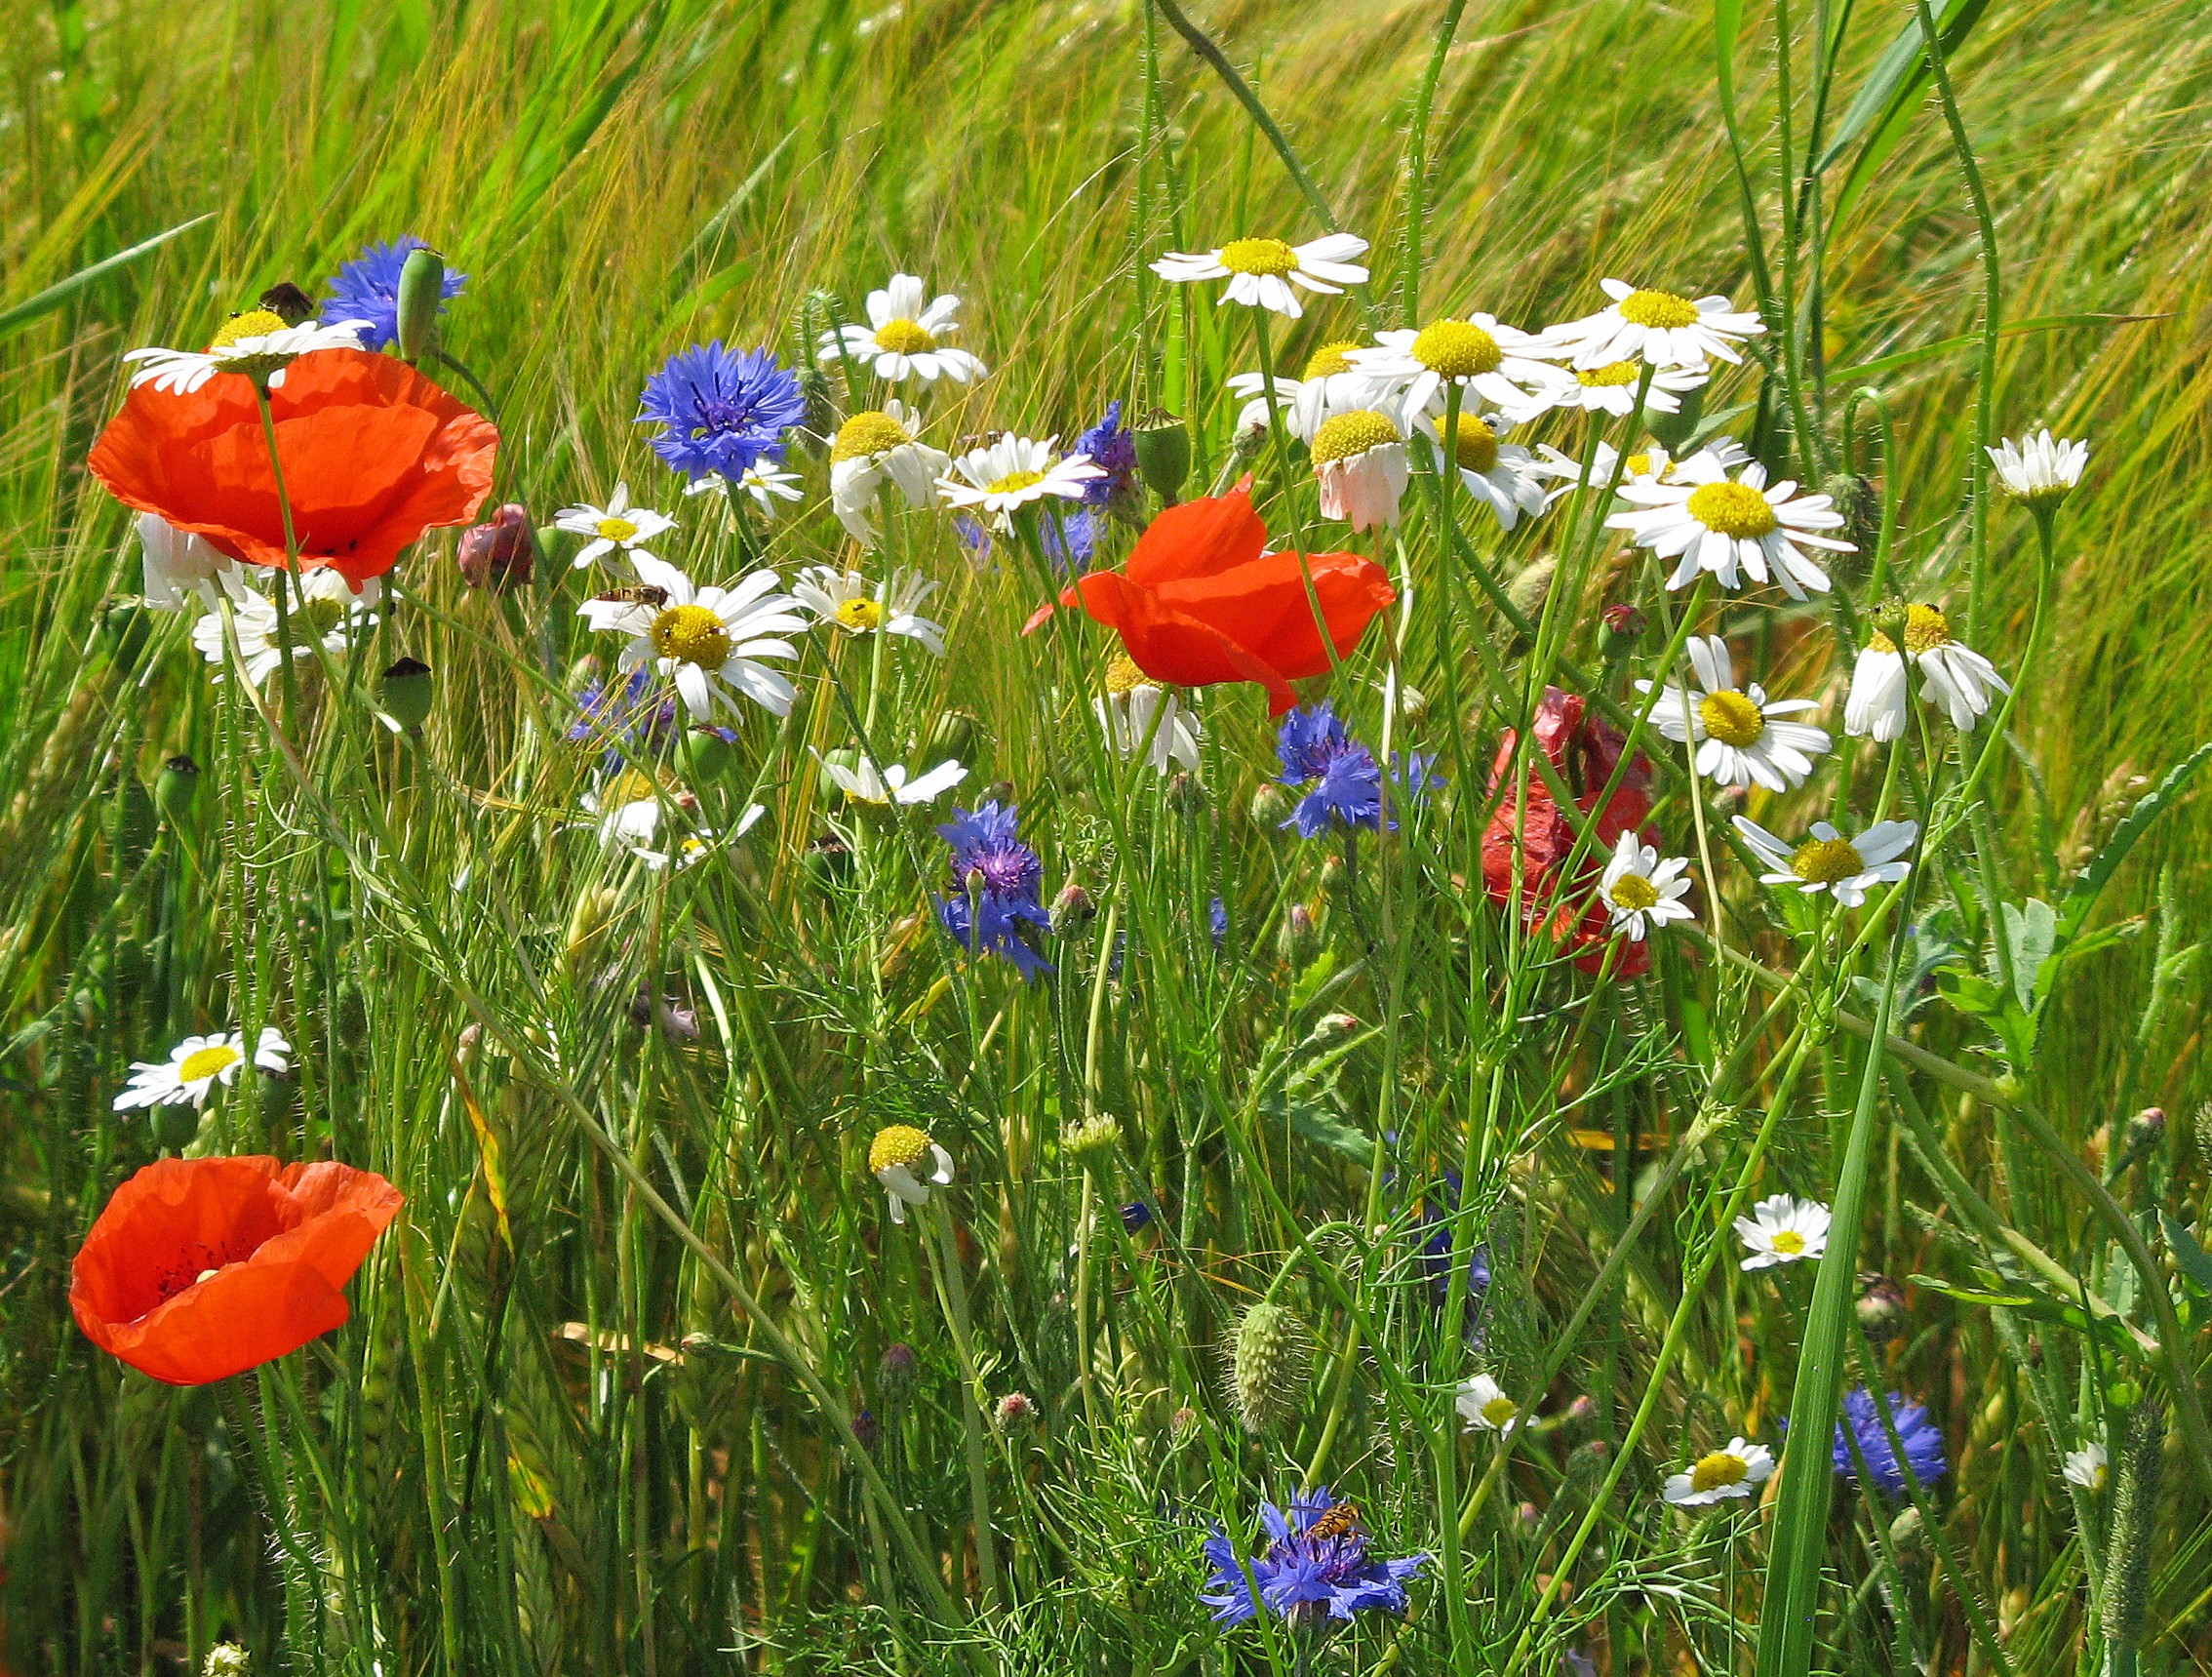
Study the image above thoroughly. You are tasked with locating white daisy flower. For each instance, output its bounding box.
[1733,1192,1832,1270]
[1636,634,1831,793]
[822,755,968,807]
[1662,1438,1775,1506]
[791,565,946,657]
[1987,430,2087,508]
[192,568,379,686]
[112,1026,291,1111]
[686,461,805,516]
[1095,654,1203,775]
[1546,280,1765,371]
[122,309,375,395]
[1844,603,2009,742]
[585,776,768,868]
[632,813,765,872]
[1347,314,1572,426]
[1598,829,1694,940]
[1149,232,1370,319]
[827,401,951,547]
[1309,411,1409,533]
[935,433,1104,519]
[869,1124,955,1224]
[1531,358,1709,419]
[2063,1442,2109,1492]
[1606,452,1853,598]
[1733,815,1917,908]
[554,483,678,571]
[1227,339,1371,443]
[136,512,242,610]
[817,273,987,384]
[578,554,807,721]
[1456,1374,1521,1435]
[1427,408,1550,531]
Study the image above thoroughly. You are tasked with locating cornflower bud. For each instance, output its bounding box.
[1061,1113,1121,1157]
[1276,901,1319,966]
[1249,781,1292,831]
[994,1391,1038,1429]
[1051,883,1096,935]
[1226,1299,1311,1436]
[850,1407,881,1450]
[205,1646,251,1677]
[877,1341,919,1400]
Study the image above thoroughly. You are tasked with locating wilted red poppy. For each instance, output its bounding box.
[1482,687,1657,978]
[71,1155,403,1386]
[88,349,497,589]
[1048,484,1396,715]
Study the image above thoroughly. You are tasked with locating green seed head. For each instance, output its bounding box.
[1226,1300,1311,1436]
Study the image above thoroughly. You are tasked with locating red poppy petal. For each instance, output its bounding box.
[1156,549,1396,681]
[1125,487,1267,588]
[74,1258,351,1386]
[264,1161,406,1290]
[1074,571,1296,711]
[68,1157,289,1327]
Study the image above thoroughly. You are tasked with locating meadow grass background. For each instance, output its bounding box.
[3,0,2212,1671]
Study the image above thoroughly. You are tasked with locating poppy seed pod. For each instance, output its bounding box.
[379,658,433,732]
[1132,414,1192,504]
[456,504,537,592]
[678,727,735,782]
[1226,1299,1310,1435]
[395,247,447,362]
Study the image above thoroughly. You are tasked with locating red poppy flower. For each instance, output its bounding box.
[71,1155,403,1386]
[1482,687,1657,978]
[87,349,497,589]
[1050,484,1396,714]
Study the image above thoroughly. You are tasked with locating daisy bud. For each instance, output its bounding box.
[456,504,537,591]
[994,1390,1037,1429]
[379,658,434,732]
[678,726,735,782]
[1050,882,1096,935]
[877,1341,919,1399]
[154,753,202,827]
[1226,1299,1311,1435]
[1855,1272,1908,1343]
[1061,1112,1121,1157]
[1132,412,1192,505]
[257,282,317,327]
[395,246,446,362]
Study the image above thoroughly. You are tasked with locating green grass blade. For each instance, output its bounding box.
[0,213,214,339]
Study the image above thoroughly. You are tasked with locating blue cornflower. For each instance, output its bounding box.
[568,664,678,775]
[1405,1165,1492,1339]
[1276,701,1353,781]
[1074,400,1139,509]
[1200,1486,1428,1626]
[318,236,469,350]
[1208,896,1229,948]
[935,801,1052,980]
[1120,1200,1154,1233]
[636,342,807,486]
[1833,1389,1948,1495]
[1394,750,1444,804]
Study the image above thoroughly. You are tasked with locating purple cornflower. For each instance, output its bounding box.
[1200,1486,1428,1626]
[1208,896,1229,947]
[1276,703,1388,839]
[1833,1388,1948,1495]
[1074,400,1139,509]
[569,664,680,775]
[636,341,807,485]
[318,236,469,351]
[935,801,1052,980]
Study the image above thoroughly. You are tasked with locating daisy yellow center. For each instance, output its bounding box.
[208,309,289,350]
[832,411,912,461]
[1575,360,1642,388]
[869,1123,933,1175]
[1218,237,1302,276]
[834,597,885,631]
[1310,410,1401,466]
[1791,836,1866,885]
[986,468,1048,496]
[609,768,659,804]
[1685,481,1778,539]
[1410,319,1504,379]
[2090,1463,2109,1489]
[651,604,731,668]
[178,1043,242,1082]
[1481,1395,1519,1427]
[1770,1229,1806,1255]
[595,516,641,542]
[1619,289,1701,330]
[872,318,937,355]
[1609,873,1660,912]
[1104,649,1150,695]
[1445,414,1500,474]
[1303,339,1362,379]
[1901,603,1952,656]
[1625,452,1654,478]
[1689,1451,1749,1494]
[1698,688,1766,747]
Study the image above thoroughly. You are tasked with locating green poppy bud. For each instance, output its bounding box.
[1132,414,1192,505]
[1643,379,1705,452]
[154,753,202,827]
[679,727,734,782]
[396,247,447,363]
[925,707,979,763]
[379,658,434,732]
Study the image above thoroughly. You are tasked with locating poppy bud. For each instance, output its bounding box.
[154,753,202,827]
[99,597,155,664]
[679,727,735,782]
[456,504,536,592]
[1165,770,1205,814]
[1132,413,1192,505]
[396,247,447,362]
[798,364,840,445]
[877,1341,919,1400]
[803,833,853,887]
[1855,1272,1908,1343]
[1643,379,1705,451]
[379,658,434,732]
[1601,602,1645,659]
[926,707,979,762]
[1508,555,1556,622]
[1227,1300,1310,1435]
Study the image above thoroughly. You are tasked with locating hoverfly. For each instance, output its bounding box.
[593,584,671,609]
[1304,1500,1365,1542]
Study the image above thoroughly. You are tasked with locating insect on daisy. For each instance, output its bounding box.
[1986,429,2088,509]
[1637,634,1831,792]
[869,1124,955,1224]
[2063,1441,2109,1491]
[1429,409,1550,531]
[818,273,988,384]
[1150,232,1370,319]
[1546,279,1765,370]
[791,565,947,656]
[1456,1374,1521,1434]
[1597,829,1694,940]
[1733,1192,1831,1269]
[1844,602,2009,741]
[935,434,1105,521]
[122,310,376,395]
[1733,815,1917,908]
[577,554,807,720]
[1606,451,1852,598]
[1663,1437,1775,1506]
[113,1027,292,1111]
[554,484,678,571]
[1347,313,1571,426]
[1309,410,1409,533]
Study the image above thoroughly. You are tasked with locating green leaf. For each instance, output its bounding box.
[1816,0,1991,211]
[1998,898,2057,1014]
[2162,1214,2212,1298]
[0,214,215,340]
[2057,743,2212,944]
[1284,948,1339,1014]
[1283,1105,1374,1163]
